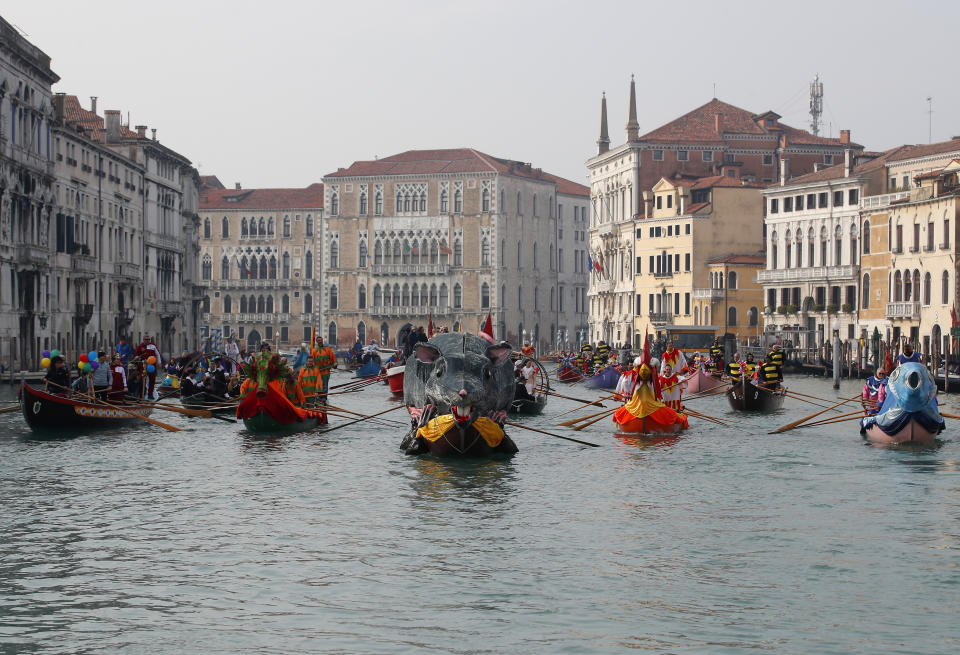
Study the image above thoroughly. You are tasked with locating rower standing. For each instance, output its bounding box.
[108,353,127,402]
[709,338,724,370]
[660,340,687,376]
[727,352,743,383]
[758,358,781,390]
[766,343,784,383]
[897,342,921,366]
[659,363,686,411]
[596,340,611,362]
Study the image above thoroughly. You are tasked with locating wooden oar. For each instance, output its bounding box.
[682,407,731,427]
[142,403,213,419]
[503,420,601,447]
[558,406,617,427]
[769,393,861,434]
[802,408,870,427]
[535,388,608,407]
[552,393,615,418]
[939,411,960,420]
[313,404,405,434]
[0,405,20,415]
[783,388,863,406]
[796,414,864,428]
[45,381,182,432]
[572,409,617,431]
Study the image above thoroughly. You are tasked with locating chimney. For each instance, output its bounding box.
[53,93,65,123]
[235,182,241,190]
[779,158,790,186]
[715,112,722,134]
[839,129,850,144]
[135,125,147,138]
[151,128,157,141]
[104,109,121,143]
[90,96,97,114]
[642,190,654,217]
[844,149,852,177]
[814,162,822,172]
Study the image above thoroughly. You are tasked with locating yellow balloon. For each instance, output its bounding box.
[40,357,51,368]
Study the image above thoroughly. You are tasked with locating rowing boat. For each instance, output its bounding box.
[20,382,153,433]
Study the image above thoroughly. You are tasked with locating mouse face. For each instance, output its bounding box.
[404,333,514,425]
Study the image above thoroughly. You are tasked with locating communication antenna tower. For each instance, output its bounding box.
[927,96,933,144]
[809,74,823,136]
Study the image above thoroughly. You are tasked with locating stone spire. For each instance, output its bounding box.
[597,92,610,155]
[625,74,639,141]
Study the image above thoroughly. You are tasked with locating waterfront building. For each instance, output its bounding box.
[632,175,765,342]
[321,148,589,352]
[197,182,324,351]
[586,77,858,349]
[0,17,59,371]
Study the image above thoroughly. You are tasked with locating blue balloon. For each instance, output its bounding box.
[146,364,156,373]
[88,351,98,361]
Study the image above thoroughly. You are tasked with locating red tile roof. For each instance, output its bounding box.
[200,175,225,190]
[685,201,711,214]
[784,141,960,187]
[638,98,859,148]
[326,148,585,194]
[200,183,324,210]
[61,95,142,142]
[688,175,763,190]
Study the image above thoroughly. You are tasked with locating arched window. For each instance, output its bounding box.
[248,295,256,314]
[203,218,211,239]
[202,295,210,312]
[727,306,737,326]
[862,274,870,309]
[481,238,490,266]
[380,322,390,345]
[807,228,815,265]
[330,192,339,216]
[439,284,448,308]
[221,216,229,238]
[550,287,555,311]
[481,282,490,308]
[265,295,274,314]
[267,217,274,235]
[328,321,337,346]
[329,285,338,309]
[440,188,449,213]
[305,251,313,278]
[304,293,313,314]
[409,283,417,306]
[240,296,248,313]
[257,295,266,313]
[358,284,366,309]
[517,241,522,268]
[401,241,410,265]
[728,271,738,289]
[268,255,277,279]
[393,284,401,306]
[306,214,313,236]
[359,189,368,215]
[453,239,462,266]
[913,270,921,304]
[482,188,490,212]
[258,256,267,279]
[860,220,871,255]
[501,285,506,309]
[283,215,291,238]
[430,240,438,264]
[770,231,778,269]
[454,188,462,213]
[282,294,289,313]
[533,243,538,269]
[453,283,462,308]
[748,306,758,326]
[374,190,383,215]
[419,191,427,212]
[893,270,903,301]
[820,226,828,265]
[420,239,428,264]
[258,217,266,235]
[201,255,212,280]
[330,241,339,268]
[359,240,368,267]
[834,224,843,265]
[923,272,932,305]
[534,286,539,310]
[943,270,951,305]
[373,285,382,307]
[221,256,230,280]
[429,284,438,307]
[241,217,248,236]
[282,252,290,278]
[374,241,383,265]
[357,321,366,345]
[223,295,232,313]
[420,284,428,306]
[402,284,410,306]
[393,240,401,262]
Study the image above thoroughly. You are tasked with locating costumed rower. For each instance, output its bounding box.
[766,343,784,382]
[660,340,688,375]
[896,342,921,366]
[596,340,611,362]
[612,334,687,432]
[615,357,643,401]
[659,363,686,411]
[108,353,128,402]
[727,352,744,383]
[311,335,337,395]
[757,358,781,390]
[709,337,724,370]
[862,367,887,416]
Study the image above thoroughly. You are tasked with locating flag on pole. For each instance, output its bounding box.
[428,314,434,338]
[480,313,493,340]
[587,253,593,273]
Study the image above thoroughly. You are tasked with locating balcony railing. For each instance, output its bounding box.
[114,262,141,279]
[648,312,673,324]
[692,288,724,299]
[76,303,94,323]
[885,301,921,320]
[158,300,181,315]
[209,278,316,290]
[756,265,856,283]
[368,304,451,317]
[72,254,99,275]
[145,233,181,251]
[17,244,48,265]
[370,263,449,275]
[861,191,911,210]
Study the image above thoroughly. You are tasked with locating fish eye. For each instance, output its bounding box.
[890,369,899,381]
[435,360,445,377]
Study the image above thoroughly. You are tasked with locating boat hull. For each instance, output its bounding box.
[242,411,318,434]
[726,383,785,412]
[20,383,153,433]
[387,366,405,394]
[684,369,725,394]
[181,391,235,414]
[584,367,620,390]
[614,415,685,436]
[557,365,583,383]
[355,359,382,379]
[509,395,547,415]
[863,419,938,445]
[403,423,519,457]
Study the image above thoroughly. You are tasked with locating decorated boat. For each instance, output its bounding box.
[20,382,153,433]
[355,358,382,379]
[584,365,621,390]
[557,363,584,383]
[386,364,405,394]
[236,354,326,434]
[683,367,725,394]
[726,378,785,412]
[400,332,518,456]
[612,336,688,435]
[860,362,944,445]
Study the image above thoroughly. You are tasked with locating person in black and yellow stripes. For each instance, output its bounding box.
[727,352,743,383]
[709,338,724,370]
[743,353,757,381]
[591,351,605,374]
[766,343,784,382]
[596,340,611,362]
[758,358,781,390]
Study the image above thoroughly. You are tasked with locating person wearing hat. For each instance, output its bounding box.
[659,362,686,411]
[521,340,536,358]
[862,367,887,416]
[660,340,687,376]
[108,352,128,402]
[135,334,162,400]
[615,356,644,402]
[92,350,111,400]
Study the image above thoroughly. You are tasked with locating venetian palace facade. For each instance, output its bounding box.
[321,149,589,351]
[197,180,323,351]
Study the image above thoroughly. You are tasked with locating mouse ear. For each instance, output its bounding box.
[486,341,512,366]
[415,343,440,363]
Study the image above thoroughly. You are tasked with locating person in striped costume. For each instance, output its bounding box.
[297,356,323,410]
[311,336,337,396]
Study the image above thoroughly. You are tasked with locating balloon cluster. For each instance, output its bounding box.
[146,355,157,373]
[77,350,101,373]
[39,349,60,369]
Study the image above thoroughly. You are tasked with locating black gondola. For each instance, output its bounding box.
[726,379,785,412]
[20,382,153,433]
[180,390,236,414]
[509,394,547,415]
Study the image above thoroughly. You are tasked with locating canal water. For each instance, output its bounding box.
[1,370,958,654]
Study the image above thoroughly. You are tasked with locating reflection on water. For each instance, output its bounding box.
[613,432,682,450]
[407,456,517,508]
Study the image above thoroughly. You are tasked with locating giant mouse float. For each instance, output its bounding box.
[400,332,519,456]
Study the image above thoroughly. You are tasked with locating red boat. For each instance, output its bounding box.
[558,364,584,383]
[683,368,725,394]
[387,365,405,394]
[20,382,154,433]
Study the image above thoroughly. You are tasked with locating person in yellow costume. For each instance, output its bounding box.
[415,414,508,449]
[613,362,688,433]
[311,335,337,395]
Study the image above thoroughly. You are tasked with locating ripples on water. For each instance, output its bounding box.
[1,374,958,654]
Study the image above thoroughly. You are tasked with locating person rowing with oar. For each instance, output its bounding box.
[614,357,643,402]
[862,367,887,416]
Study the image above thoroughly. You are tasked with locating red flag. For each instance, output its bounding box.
[480,313,493,340]
[951,306,958,327]
[428,314,434,338]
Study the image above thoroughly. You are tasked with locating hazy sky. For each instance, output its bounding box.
[7,0,959,189]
